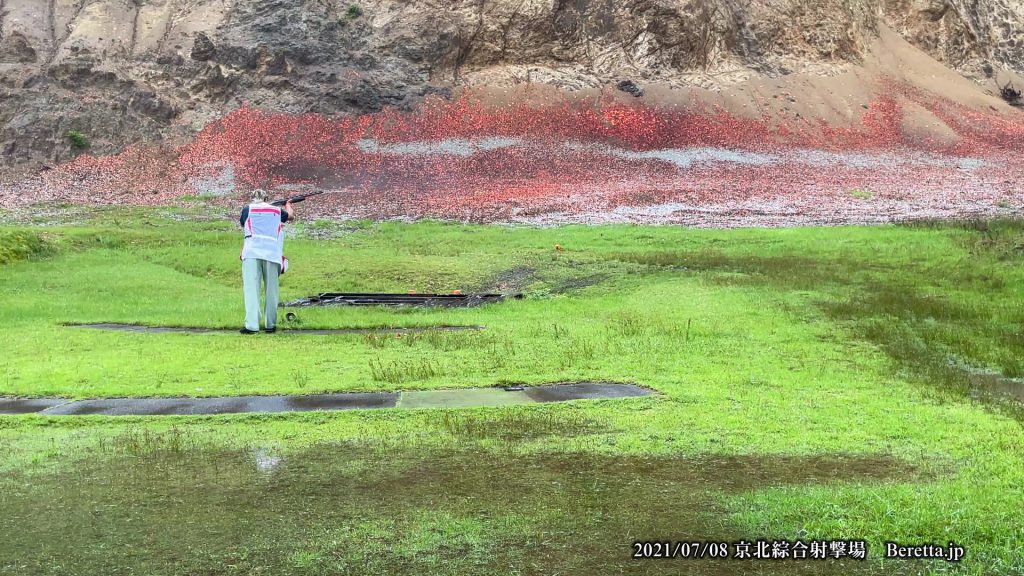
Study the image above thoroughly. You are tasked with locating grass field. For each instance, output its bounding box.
[1,205,1023,575]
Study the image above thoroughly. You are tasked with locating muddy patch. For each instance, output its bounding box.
[481,265,539,293]
[0,443,921,575]
[283,293,512,307]
[523,382,650,402]
[67,323,485,334]
[0,398,68,415]
[553,272,611,293]
[9,384,653,417]
[37,393,402,416]
[478,266,612,297]
[284,393,400,411]
[399,387,534,409]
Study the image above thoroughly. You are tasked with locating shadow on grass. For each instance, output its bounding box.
[440,409,608,441]
[606,221,1024,421]
[0,432,925,576]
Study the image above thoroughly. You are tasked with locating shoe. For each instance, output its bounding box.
[240,328,259,334]
[264,327,277,334]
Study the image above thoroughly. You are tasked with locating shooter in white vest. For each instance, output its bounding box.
[239,188,294,334]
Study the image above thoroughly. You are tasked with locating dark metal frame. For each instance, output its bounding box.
[282,293,521,307]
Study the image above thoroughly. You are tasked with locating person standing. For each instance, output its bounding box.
[239,189,294,334]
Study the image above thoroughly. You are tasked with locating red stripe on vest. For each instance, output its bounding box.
[250,208,281,214]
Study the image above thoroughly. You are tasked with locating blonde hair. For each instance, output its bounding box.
[250,188,268,202]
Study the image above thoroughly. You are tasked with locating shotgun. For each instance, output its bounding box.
[270,190,325,207]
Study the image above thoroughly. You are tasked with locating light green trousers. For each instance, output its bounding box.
[242,258,280,331]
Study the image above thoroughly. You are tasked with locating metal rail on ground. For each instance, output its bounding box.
[282,293,521,307]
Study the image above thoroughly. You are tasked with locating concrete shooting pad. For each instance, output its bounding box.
[67,323,484,335]
[1,383,651,417]
[523,382,652,402]
[0,398,69,415]
[38,393,400,416]
[399,387,535,409]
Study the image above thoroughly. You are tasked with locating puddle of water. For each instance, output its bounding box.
[253,448,282,474]
[18,384,649,416]
[0,442,919,575]
[399,388,533,409]
[0,398,67,415]
[524,382,650,403]
[284,392,400,411]
[967,371,1024,402]
[40,394,401,416]
[44,396,266,416]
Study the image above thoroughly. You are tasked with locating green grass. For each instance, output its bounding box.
[65,129,88,149]
[0,229,54,264]
[1,207,1023,574]
[177,193,222,203]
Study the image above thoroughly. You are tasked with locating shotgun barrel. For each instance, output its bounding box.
[270,190,325,207]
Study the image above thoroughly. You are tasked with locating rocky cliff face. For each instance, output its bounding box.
[0,0,1021,175]
[882,0,1023,79]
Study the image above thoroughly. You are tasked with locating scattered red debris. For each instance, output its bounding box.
[2,80,1022,227]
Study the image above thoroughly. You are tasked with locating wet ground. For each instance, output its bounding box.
[282,292,513,307]
[967,371,1024,403]
[0,383,652,416]
[67,323,485,335]
[0,398,67,414]
[0,439,927,575]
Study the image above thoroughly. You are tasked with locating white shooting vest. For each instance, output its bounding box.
[241,202,285,266]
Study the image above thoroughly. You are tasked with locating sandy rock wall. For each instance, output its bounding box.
[882,0,1023,82]
[0,0,1022,175]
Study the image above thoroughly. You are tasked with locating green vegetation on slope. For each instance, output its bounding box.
[0,229,54,264]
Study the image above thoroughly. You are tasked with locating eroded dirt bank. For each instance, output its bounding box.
[1,3,1022,225]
